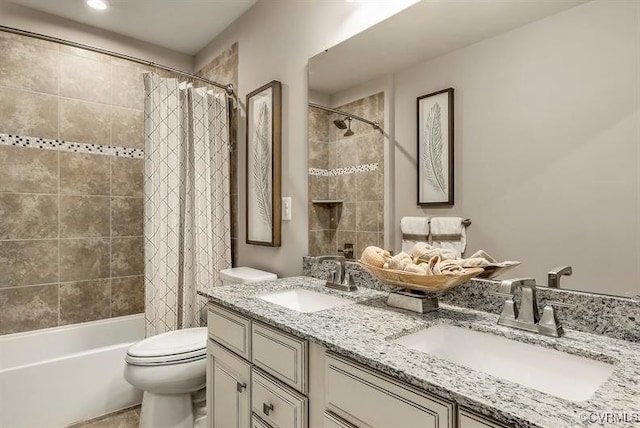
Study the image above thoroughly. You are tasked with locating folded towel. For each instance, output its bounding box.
[400,217,430,253]
[430,217,466,258]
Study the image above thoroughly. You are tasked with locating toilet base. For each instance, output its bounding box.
[139,391,194,428]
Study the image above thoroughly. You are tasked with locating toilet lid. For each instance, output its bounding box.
[126,327,207,366]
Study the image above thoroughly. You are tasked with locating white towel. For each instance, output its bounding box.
[430,217,466,258]
[400,217,430,253]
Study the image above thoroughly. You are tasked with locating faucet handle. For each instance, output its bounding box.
[538,300,575,337]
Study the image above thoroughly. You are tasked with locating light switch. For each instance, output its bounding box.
[282,197,292,221]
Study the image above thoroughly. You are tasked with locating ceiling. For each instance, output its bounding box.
[8,0,257,55]
[309,0,588,95]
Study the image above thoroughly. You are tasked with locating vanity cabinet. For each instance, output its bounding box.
[207,303,309,428]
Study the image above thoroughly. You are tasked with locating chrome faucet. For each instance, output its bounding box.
[495,278,572,337]
[547,265,572,288]
[495,278,540,334]
[316,255,357,292]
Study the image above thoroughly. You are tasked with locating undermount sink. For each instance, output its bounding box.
[257,288,355,313]
[394,324,614,401]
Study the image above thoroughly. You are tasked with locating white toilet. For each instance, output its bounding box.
[124,267,277,428]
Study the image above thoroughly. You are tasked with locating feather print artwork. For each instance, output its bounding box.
[422,102,446,193]
[253,101,272,228]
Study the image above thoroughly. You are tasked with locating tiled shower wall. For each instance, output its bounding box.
[196,42,239,265]
[308,92,384,259]
[0,32,153,335]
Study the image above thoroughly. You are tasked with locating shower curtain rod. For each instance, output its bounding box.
[0,26,236,98]
[309,102,382,131]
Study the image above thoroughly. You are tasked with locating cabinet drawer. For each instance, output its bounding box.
[324,411,357,428]
[252,368,308,428]
[252,413,272,428]
[208,304,251,360]
[207,340,251,428]
[325,353,454,428]
[458,409,509,428]
[252,322,308,394]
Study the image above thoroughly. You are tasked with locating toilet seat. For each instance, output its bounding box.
[126,327,207,366]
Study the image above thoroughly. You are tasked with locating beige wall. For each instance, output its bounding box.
[196,1,417,277]
[393,0,639,296]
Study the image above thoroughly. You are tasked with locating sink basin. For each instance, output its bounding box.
[394,324,614,401]
[257,288,355,313]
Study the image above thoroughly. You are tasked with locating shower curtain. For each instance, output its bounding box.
[143,72,231,336]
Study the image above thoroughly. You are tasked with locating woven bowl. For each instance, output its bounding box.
[358,260,483,293]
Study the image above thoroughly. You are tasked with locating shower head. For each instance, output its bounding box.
[333,117,348,130]
[343,118,354,137]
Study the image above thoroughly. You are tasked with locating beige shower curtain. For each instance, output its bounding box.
[143,72,231,336]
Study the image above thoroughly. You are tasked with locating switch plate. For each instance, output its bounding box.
[282,197,292,221]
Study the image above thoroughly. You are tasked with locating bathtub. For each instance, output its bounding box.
[0,314,145,428]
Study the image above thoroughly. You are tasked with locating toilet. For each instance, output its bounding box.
[124,267,277,428]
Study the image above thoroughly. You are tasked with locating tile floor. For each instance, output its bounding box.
[67,406,140,428]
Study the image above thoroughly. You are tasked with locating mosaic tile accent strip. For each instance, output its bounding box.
[0,133,144,159]
[308,162,378,177]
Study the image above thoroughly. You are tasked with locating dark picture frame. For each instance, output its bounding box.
[417,88,454,206]
[246,80,282,246]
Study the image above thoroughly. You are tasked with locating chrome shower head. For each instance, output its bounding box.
[343,118,354,137]
[333,117,348,130]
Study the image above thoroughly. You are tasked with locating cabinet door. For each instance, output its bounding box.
[252,413,272,428]
[324,411,357,428]
[207,340,251,428]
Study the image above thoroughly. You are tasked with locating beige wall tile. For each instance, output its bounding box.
[111,197,143,237]
[111,276,144,317]
[111,237,144,277]
[0,240,58,287]
[335,174,356,201]
[337,230,357,257]
[60,52,111,104]
[0,146,58,193]
[59,279,110,325]
[111,107,144,149]
[357,133,383,165]
[60,98,111,146]
[60,152,110,195]
[308,230,335,256]
[336,202,356,231]
[111,157,144,197]
[0,284,58,334]
[111,60,148,111]
[60,45,110,63]
[356,231,378,260]
[60,238,110,282]
[0,194,58,239]
[0,36,59,94]
[308,175,328,201]
[356,171,379,202]
[308,139,329,169]
[308,108,329,142]
[0,87,58,139]
[333,139,357,168]
[60,196,110,238]
[356,201,379,232]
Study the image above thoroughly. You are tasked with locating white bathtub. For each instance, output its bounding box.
[0,314,145,428]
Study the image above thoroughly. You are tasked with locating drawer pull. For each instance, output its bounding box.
[263,403,274,416]
[236,382,246,393]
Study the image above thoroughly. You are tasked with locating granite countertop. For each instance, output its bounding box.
[202,277,640,428]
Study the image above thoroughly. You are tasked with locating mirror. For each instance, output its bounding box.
[307,0,640,298]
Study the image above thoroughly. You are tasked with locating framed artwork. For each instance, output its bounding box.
[417,88,454,206]
[246,80,282,246]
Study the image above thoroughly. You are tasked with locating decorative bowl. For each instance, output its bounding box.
[357,260,484,293]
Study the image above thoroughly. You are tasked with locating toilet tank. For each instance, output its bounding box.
[220,267,277,286]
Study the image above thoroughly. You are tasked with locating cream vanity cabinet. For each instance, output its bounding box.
[207,302,510,428]
[207,303,309,428]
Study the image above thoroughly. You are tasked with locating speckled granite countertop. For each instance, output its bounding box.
[202,277,640,428]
